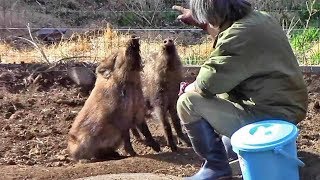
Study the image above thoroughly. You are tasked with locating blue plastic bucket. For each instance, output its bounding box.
[231,120,305,180]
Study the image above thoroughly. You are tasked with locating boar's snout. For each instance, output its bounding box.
[162,38,176,54]
[130,35,140,40]
[163,38,174,46]
[127,35,140,48]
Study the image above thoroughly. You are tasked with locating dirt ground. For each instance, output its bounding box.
[0,63,319,180]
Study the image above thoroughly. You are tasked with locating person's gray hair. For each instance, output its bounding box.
[189,0,252,27]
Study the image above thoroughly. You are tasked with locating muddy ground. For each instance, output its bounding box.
[0,63,319,180]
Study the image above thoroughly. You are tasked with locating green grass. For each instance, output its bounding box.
[182,28,320,66]
[290,28,319,52]
[310,51,320,64]
[290,28,320,65]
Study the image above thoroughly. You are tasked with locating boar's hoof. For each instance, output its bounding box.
[93,151,125,161]
[145,139,161,152]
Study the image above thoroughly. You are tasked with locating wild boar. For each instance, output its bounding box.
[68,35,160,161]
[142,38,191,151]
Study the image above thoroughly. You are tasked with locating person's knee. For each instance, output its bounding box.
[176,92,200,124]
[177,93,193,112]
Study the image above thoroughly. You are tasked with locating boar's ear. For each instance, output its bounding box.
[96,66,112,79]
[102,69,112,78]
[96,53,117,78]
[113,53,126,70]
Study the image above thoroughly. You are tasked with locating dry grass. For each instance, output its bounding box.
[309,42,320,55]
[0,26,214,65]
[1,25,318,65]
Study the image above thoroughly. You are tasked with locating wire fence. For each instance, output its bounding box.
[0,27,212,64]
[0,27,319,65]
[1,8,319,29]
[0,0,319,65]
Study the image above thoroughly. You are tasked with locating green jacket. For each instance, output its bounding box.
[196,10,308,124]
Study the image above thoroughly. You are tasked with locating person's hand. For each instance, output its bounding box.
[184,82,197,93]
[179,81,203,96]
[179,82,189,96]
[172,5,208,30]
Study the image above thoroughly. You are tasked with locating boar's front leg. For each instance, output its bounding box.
[154,106,177,152]
[137,122,161,152]
[134,106,161,152]
[122,129,137,156]
[131,127,142,140]
[169,105,191,147]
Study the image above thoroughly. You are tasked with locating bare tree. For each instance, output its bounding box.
[118,0,164,26]
[305,0,319,28]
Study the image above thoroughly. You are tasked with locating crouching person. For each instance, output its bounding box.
[174,0,308,179]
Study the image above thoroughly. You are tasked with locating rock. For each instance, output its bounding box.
[3,125,11,131]
[29,148,41,156]
[65,112,77,121]
[52,162,63,167]
[67,67,96,87]
[56,155,67,161]
[4,112,12,119]
[25,160,35,166]
[27,98,37,106]
[0,72,14,81]
[18,124,26,129]
[313,101,320,110]
[13,102,24,109]
[7,159,16,165]
[36,28,68,44]
[24,131,35,140]
[7,106,15,113]
[9,112,22,120]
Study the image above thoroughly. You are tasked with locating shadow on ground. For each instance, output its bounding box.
[299,151,320,180]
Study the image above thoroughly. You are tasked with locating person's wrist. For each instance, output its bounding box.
[179,82,189,96]
[199,23,208,31]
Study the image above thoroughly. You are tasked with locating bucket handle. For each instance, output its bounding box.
[274,147,305,167]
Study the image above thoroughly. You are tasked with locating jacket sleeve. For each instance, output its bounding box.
[196,26,254,96]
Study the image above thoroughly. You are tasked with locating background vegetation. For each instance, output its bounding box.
[0,0,319,65]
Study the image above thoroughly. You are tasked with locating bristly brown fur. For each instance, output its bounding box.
[142,38,191,151]
[67,36,159,161]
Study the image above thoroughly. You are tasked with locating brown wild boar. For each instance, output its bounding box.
[68,35,160,161]
[142,38,191,151]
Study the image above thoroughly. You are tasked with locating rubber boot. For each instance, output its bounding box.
[184,120,232,180]
[221,136,238,161]
[222,136,242,176]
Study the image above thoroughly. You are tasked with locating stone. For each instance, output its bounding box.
[67,67,96,87]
